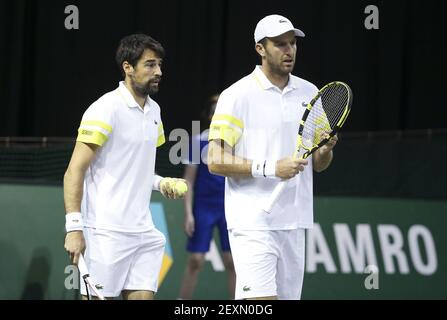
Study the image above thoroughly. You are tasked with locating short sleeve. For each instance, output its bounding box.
[156,120,166,148]
[76,101,114,147]
[208,91,244,148]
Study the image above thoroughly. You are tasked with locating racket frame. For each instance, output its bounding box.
[297,81,352,159]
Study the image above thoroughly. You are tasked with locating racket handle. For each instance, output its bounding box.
[78,254,106,300]
[78,254,89,277]
[263,180,287,214]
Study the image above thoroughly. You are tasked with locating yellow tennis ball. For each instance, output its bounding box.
[161,178,172,188]
[175,180,188,195]
[166,178,175,186]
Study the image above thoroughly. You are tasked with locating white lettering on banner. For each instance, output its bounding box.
[408,225,437,275]
[306,224,337,273]
[364,265,379,290]
[334,224,378,274]
[378,225,410,274]
[64,265,79,290]
[205,239,225,272]
[306,223,438,276]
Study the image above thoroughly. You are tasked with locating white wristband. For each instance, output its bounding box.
[264,160,277,178]
[153,175,164,191]
[251,160,276,178]
[251,160,264,178]
[65,212,83,232]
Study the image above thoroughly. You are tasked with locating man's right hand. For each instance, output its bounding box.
[275,157,308,179]
[64,231,86,265]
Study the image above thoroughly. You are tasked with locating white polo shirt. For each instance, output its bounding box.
[209,66,318,230]
[77,81,165,232]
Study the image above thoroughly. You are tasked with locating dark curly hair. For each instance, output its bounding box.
[115,34,165,77]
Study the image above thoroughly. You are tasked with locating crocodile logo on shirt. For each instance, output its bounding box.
[81,130,93,136]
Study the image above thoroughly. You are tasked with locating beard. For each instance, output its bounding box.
[131,77,161,96]
[265,53,295,77]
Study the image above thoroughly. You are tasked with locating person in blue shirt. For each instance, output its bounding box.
[178,94,236,300]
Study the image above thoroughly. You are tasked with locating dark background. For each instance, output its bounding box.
[1,0,446,137]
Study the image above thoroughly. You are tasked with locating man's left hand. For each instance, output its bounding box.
[160,178,188,199]
[319,133,338,155]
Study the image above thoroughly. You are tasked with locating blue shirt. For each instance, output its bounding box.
[187,131,225,206]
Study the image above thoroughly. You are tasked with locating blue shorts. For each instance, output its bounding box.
[187,200,230,253]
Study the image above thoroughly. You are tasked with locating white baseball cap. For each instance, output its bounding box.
[254,14,305,43]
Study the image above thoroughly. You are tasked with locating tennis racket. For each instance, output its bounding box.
[78,254,106,300]
[263,81,352,214]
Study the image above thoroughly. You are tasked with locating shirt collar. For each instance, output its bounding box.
[252,66,298,92]
[118,81,150,110]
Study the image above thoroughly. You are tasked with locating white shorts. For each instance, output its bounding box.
[228,228,305,300]
[80,227,166,298]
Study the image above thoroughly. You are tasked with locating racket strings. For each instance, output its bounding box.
[321,84,349,126]
[302,84,350,147]
[302,102,328,147]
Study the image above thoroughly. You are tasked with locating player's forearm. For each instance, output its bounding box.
[183,188,194,217]
[182,165,197,216]
[313,149,333,173]
[209,158,252,177]
[63,168,85,213]
[208,144,252,178]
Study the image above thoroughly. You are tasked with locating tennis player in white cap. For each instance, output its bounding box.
[207,14,338,300]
